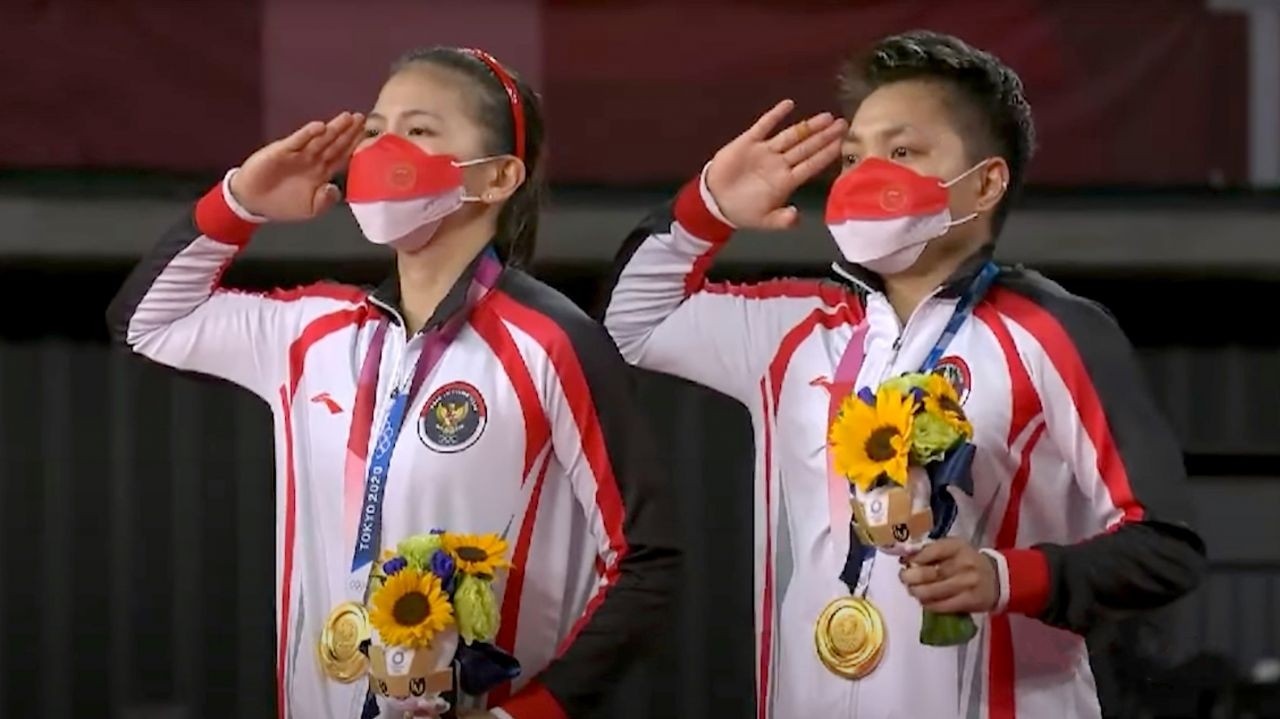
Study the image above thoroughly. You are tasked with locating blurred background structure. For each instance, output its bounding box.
[1,1,1278,717]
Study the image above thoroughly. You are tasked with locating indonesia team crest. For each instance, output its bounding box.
[419,381,487,453]
[933,356,972,405]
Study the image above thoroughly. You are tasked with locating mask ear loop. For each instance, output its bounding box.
[453,156,505,203]
[939,159,993,228]
[939,159,990,189]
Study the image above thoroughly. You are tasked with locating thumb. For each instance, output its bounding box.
[311,183,342,216]
[760,205,799,230]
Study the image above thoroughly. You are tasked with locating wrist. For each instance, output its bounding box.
[994,548,1051,616]
[193,170,264,247]
[699,161,737,229]
[222,168,269,223]
[978,548,1009,613]
[673,169,733,245]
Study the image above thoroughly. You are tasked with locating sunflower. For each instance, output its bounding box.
[922,372,973,439]
[369,568,454,648]
[442,533,511,579]
[828,386,916,492]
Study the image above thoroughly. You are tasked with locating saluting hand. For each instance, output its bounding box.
[228,111,366,222]
[705,99,846,230]
[899,538,1000,614]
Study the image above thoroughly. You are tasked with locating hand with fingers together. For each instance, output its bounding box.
[898,538,1000,615]
[228,111,367,222]
[705,99,848,230]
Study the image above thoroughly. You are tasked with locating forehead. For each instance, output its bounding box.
[373,64,471,113]
[847,79,959,139]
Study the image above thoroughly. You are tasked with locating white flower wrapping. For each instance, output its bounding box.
[368,626,459,717]
[851,466,936,556]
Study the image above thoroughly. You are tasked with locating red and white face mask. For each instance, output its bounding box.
[824,158,984,274]
[345,134,498,251]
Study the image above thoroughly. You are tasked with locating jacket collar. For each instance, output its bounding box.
[831,243,996,300]
[368,248,497,332]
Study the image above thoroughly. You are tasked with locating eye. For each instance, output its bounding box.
[890,146,910,160]
[407,127,435,137]
[842,153,859,168]
[363,127,380,139]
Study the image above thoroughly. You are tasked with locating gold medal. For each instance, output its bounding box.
[814,596,886,679]
[318,601,372,682]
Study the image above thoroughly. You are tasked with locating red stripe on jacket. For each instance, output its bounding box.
[987,288,1144,523]
[276,307,369,716]
[486,291,628,654]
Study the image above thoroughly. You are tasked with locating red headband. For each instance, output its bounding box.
[463,48,526,161]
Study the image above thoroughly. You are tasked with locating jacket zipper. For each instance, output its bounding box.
[370,306,411,435]
[848,288,946,715]
[882,288,943,380]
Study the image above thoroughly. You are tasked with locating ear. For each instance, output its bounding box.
[470,156,526,205]
[973,157,1009,215]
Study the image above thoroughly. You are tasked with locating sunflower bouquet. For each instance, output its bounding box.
[362,530,519,717]
[828,371,979,647]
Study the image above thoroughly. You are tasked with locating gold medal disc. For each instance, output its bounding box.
[814,596,886,679]
[318,601,372,682]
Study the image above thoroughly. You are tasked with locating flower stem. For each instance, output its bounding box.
[919,609,977,646]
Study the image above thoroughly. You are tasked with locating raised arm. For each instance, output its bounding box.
[601,101,856,403]
[106,114,367,400]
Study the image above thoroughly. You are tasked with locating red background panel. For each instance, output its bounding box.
[0,0,1250,186]
[261,0,543,142]
[0,0,261,171]
[542,0,1248,186]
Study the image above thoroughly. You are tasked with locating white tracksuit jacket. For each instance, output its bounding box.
[601,176,1204,719]
[107,179,678,719]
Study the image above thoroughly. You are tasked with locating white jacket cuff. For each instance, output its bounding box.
[221,168,269,223]
[979,547,1011,614]
[698,161,737,229]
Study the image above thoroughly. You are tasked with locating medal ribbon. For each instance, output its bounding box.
[341,249,503,600]
[827,261,999,596]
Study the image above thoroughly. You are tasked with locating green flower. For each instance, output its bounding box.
[453,574,500,644]
[910,411,962,465]
[881,372,932,397]
[397,533,444,573]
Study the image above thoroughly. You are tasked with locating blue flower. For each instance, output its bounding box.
[430,550,457,593]
[857,387,876,407]
[910,386,928,406]
[382,556,408,576]
[429,528,446,535]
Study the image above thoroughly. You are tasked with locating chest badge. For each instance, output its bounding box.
[419,381,487,453]
[932,356,972,405]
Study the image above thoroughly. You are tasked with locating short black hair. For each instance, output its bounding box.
[837,30,1035,237]
[392,47,546,267]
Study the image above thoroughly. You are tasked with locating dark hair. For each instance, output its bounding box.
[837,30,1035,237]
[391,47,546,267]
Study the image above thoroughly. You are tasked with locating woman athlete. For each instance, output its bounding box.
[108,46,677,719]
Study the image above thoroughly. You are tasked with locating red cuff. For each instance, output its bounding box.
[673,176,733,245]
[193,183,258,248]
[497,681,567,719]
[1001,548,1051,616]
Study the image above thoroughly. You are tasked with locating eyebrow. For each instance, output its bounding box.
[845,123,915,143]
[365,109,442,123]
